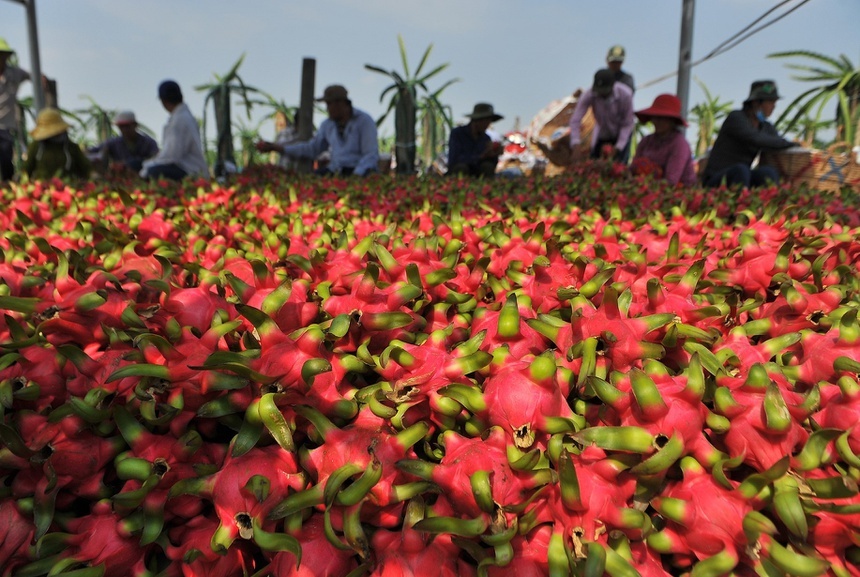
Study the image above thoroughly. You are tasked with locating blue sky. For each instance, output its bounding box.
[2,0,858,149]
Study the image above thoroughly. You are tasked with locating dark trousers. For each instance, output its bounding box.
[0,129,15,181]
[448,159,497,178]
[145,163,188,181]
[704,163,780,188]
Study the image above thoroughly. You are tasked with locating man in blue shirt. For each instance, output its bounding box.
[447,103,503,177]
[262,85,379,176]
[90,110,159,173]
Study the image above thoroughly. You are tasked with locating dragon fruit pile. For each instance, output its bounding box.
[2,167,860,577]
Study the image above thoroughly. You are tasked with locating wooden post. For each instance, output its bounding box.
[44,77,57,109]
[296,58,315,173]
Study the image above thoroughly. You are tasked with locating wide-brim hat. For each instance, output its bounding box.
[466,102,503,122]
[0,37,14,54]
[744,80,781,103]
[316,84,349,102]
[635,93,687,127]
[30,107,71,141]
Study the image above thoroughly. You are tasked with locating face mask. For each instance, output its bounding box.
[756,110,767,122]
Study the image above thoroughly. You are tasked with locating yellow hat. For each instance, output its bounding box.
[30,108,71,141]
[0,37,14,53]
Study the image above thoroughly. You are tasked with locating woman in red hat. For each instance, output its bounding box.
[630,94,696,186]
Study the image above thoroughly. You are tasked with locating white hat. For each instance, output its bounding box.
[113,110,137,126]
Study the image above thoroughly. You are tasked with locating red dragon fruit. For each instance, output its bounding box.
[0,499,35,577]
[175,444,305,556]
[526,445,647,568]
[263,513,359,577]
[647,457,755,575]
[368,497,478,577]
[782,309,860,387]
[529,286,674,377]
[51,499,154,576]
[397,426,555,532]
[164,513,258,577]
[269,406,429,527]
[468,293,549,359]
[587,359,724,468]
[713,369,814,472]
[479,351,580,451]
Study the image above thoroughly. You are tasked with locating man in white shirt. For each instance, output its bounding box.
[140,80,209,180]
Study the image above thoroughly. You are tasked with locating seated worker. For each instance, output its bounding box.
[256,110,303,171]
[569,69,635,163]
[702,80,795,188]
[140,80,209,181]
[24,107,90,180]
[258,85,378,176]
[630,94,697,186]
[90,110,159,172]
[447,103,504,177]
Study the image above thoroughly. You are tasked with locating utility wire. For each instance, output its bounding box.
[700,0,797,62]
[639,0,814,90]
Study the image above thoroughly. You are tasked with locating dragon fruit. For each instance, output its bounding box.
[45,499,153,576]
[0,499,35,577]
[263,513,359,577]
[647,457,754,574]
[397,426,554,530]
[269,406,429,528]
[164,514,258,577]
[369,497,478,577]
[174,444,305,555]
[479,352,580,450]
[586,359,723,468]
[713,363,815,472]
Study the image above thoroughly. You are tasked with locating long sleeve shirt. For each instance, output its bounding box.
[24,137,91,180]
[447,123,491,170]
[92,132,159,168]
[633,130,697,186]
[0,65,30,131]
[703,109,794,180]
[282,107,379,176]
[142,103,209,177]
[569,83,635,153]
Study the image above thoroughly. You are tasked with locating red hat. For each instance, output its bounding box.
[635,94,687,126]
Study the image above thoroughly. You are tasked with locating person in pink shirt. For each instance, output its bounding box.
[569,68,635,163]
[630,94,697,186]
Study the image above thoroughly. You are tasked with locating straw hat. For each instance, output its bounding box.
[635,94,687,126]
[0,37,14,54]
[30,108,71,141]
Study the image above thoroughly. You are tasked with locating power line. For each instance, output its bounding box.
[700,0,797,62]
[639,0,814,90]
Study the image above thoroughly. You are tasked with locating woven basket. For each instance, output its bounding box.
[528,96,594,174]
[768,143,860,192]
